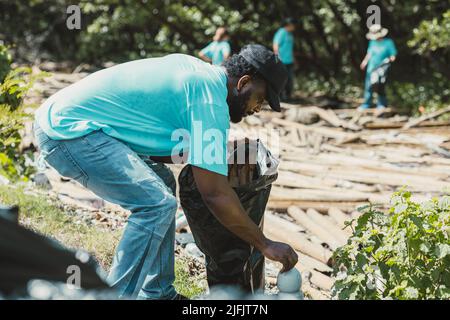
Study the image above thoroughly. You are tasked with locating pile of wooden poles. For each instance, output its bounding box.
[230,103,450,299]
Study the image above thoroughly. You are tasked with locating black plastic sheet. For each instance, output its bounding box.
[0,205,112,299]
[179,140,279,294]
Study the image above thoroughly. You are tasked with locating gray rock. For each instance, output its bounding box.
[33,172,52,190]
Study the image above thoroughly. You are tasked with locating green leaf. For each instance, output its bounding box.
[435,244,450,259]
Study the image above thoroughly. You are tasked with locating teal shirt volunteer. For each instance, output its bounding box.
[273,28,294,64]
[367,38,397,73]
[35,54,231,176]
[199,41,231,65]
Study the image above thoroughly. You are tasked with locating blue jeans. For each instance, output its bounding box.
[33,123,177,300]
[282,63,294,100]
[362,71,388,108]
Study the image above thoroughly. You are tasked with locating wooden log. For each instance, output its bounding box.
[309,270,334,291]
[366,119,450,130]
[281,152,450,180]
[322,143,450,167]
[328,208,353,237]
[265,213,305,233]
[287,206,341,250]
[306,208,349,245]
[272,117,358,142]
[402,105,450,130]
[296,264,334,291]
[296,251,333,273]
[351,210,363,220]
[280,160,450,193]
[277,168,378,193]
[264,221,333,264]
[271,186,370,202]
[267,200,363,213]
[302,283,329,300]
[287,128,304,147]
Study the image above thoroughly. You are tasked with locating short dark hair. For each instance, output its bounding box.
[283,17,296,26]
[222,54,262,80]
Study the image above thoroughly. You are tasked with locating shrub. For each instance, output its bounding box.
[0,45,48,182]
[0,105,34,181]
[0,44,12,82]
[332,190,450,300]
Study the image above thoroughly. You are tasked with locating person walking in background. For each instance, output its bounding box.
[359,24,397,111]
[273,17,296,102]
[199,27,231,65]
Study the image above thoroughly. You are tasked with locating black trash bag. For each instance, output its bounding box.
[178,139,279,294]
[0,204,113,299]
[370,58,391,93]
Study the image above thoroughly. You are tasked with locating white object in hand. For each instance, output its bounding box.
[277,268,302,293]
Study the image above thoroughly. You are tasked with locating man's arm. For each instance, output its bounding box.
[273,29,282,55]
[191,165,298,272]
[199,51,212,63]
[198,43,213,63]
[389,40,397,63]
[360,53,371,70]
[273,43,279,55]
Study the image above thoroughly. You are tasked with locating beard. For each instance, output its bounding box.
[227,89,252,123]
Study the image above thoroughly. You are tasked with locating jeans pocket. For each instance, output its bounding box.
[33,126,51,150]
[44,144,88,187]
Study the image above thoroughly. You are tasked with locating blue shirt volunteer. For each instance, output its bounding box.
[35,54,231,176]
[273,28,294,65]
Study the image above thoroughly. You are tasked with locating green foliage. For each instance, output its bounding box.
[1,67,35,110]
[0,105,34,181]
[388,76,450,115]
[0,184,121,270]
[1,1,448,111]
[0,44,12,82]
[408,10,450,55]
[0,45,48,182]
[332,191,450,300]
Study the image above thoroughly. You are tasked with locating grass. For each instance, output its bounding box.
[0,184,205,298]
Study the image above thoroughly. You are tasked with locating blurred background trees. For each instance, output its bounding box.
[0,0,449,112]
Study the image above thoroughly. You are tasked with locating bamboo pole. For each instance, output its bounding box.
[287,206,341,250]
[306,208,349,245]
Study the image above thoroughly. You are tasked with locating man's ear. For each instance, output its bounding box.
[236,75,251,92]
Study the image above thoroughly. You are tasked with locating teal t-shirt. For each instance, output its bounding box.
[200,41,231,65]
[35,54,231,176]
[273,28,294,64]
[367,38,397,73]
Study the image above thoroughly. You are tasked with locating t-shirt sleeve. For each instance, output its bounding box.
[388,39,397,57]
[367,40,374,54]
[222,42,231,56]
[200,42,214,59]
[273,29,284,45]
[187,103,230,176]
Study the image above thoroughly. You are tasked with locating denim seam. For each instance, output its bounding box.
[90,137,176,211]
[123,228,155,297]
[35,131,51,146]
[59,142,90,187]
[81,133,110,152]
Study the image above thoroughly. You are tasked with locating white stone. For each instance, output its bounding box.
[277,268,302,293]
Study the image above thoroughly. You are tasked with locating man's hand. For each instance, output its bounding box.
[360,61,367,71]
[198,52,212,64]
[261,239,298,272]
[273,44,279,56]
[191,165,298,271]
[360,53,371,71]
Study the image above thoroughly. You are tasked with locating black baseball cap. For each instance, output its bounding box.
[284,17,296,26]
[238,44,288,112]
